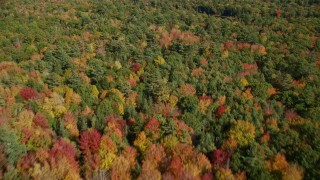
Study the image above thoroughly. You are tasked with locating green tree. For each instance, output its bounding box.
[0,127,27,166]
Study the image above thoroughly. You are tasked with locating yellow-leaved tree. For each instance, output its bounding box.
[229,120,256,147]
[99,135,118,170]
[42,93,67,118]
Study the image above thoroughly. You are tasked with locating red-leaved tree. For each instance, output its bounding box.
[216,105,226,118]
[131,62,141,72]
[33,112,49,129]
[78,129,101,178]
[19,87,38,100]
[49,139,78,167]
[211,149,232,170]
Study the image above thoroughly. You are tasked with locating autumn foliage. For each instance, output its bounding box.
[215,105,226,118]
[19,87,38,100]
[78,129,101,178]
[0,0,319,179]
[212,149,231,170]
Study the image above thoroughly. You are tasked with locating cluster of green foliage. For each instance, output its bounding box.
[0,0,320,179]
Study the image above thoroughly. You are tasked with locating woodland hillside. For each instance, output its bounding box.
[0,0,320,179]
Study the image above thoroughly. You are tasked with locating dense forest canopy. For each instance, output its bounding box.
[0,0,320,179]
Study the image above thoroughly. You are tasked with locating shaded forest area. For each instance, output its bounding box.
[0,0,320,179]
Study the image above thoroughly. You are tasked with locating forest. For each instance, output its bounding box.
[0,0,320,179]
